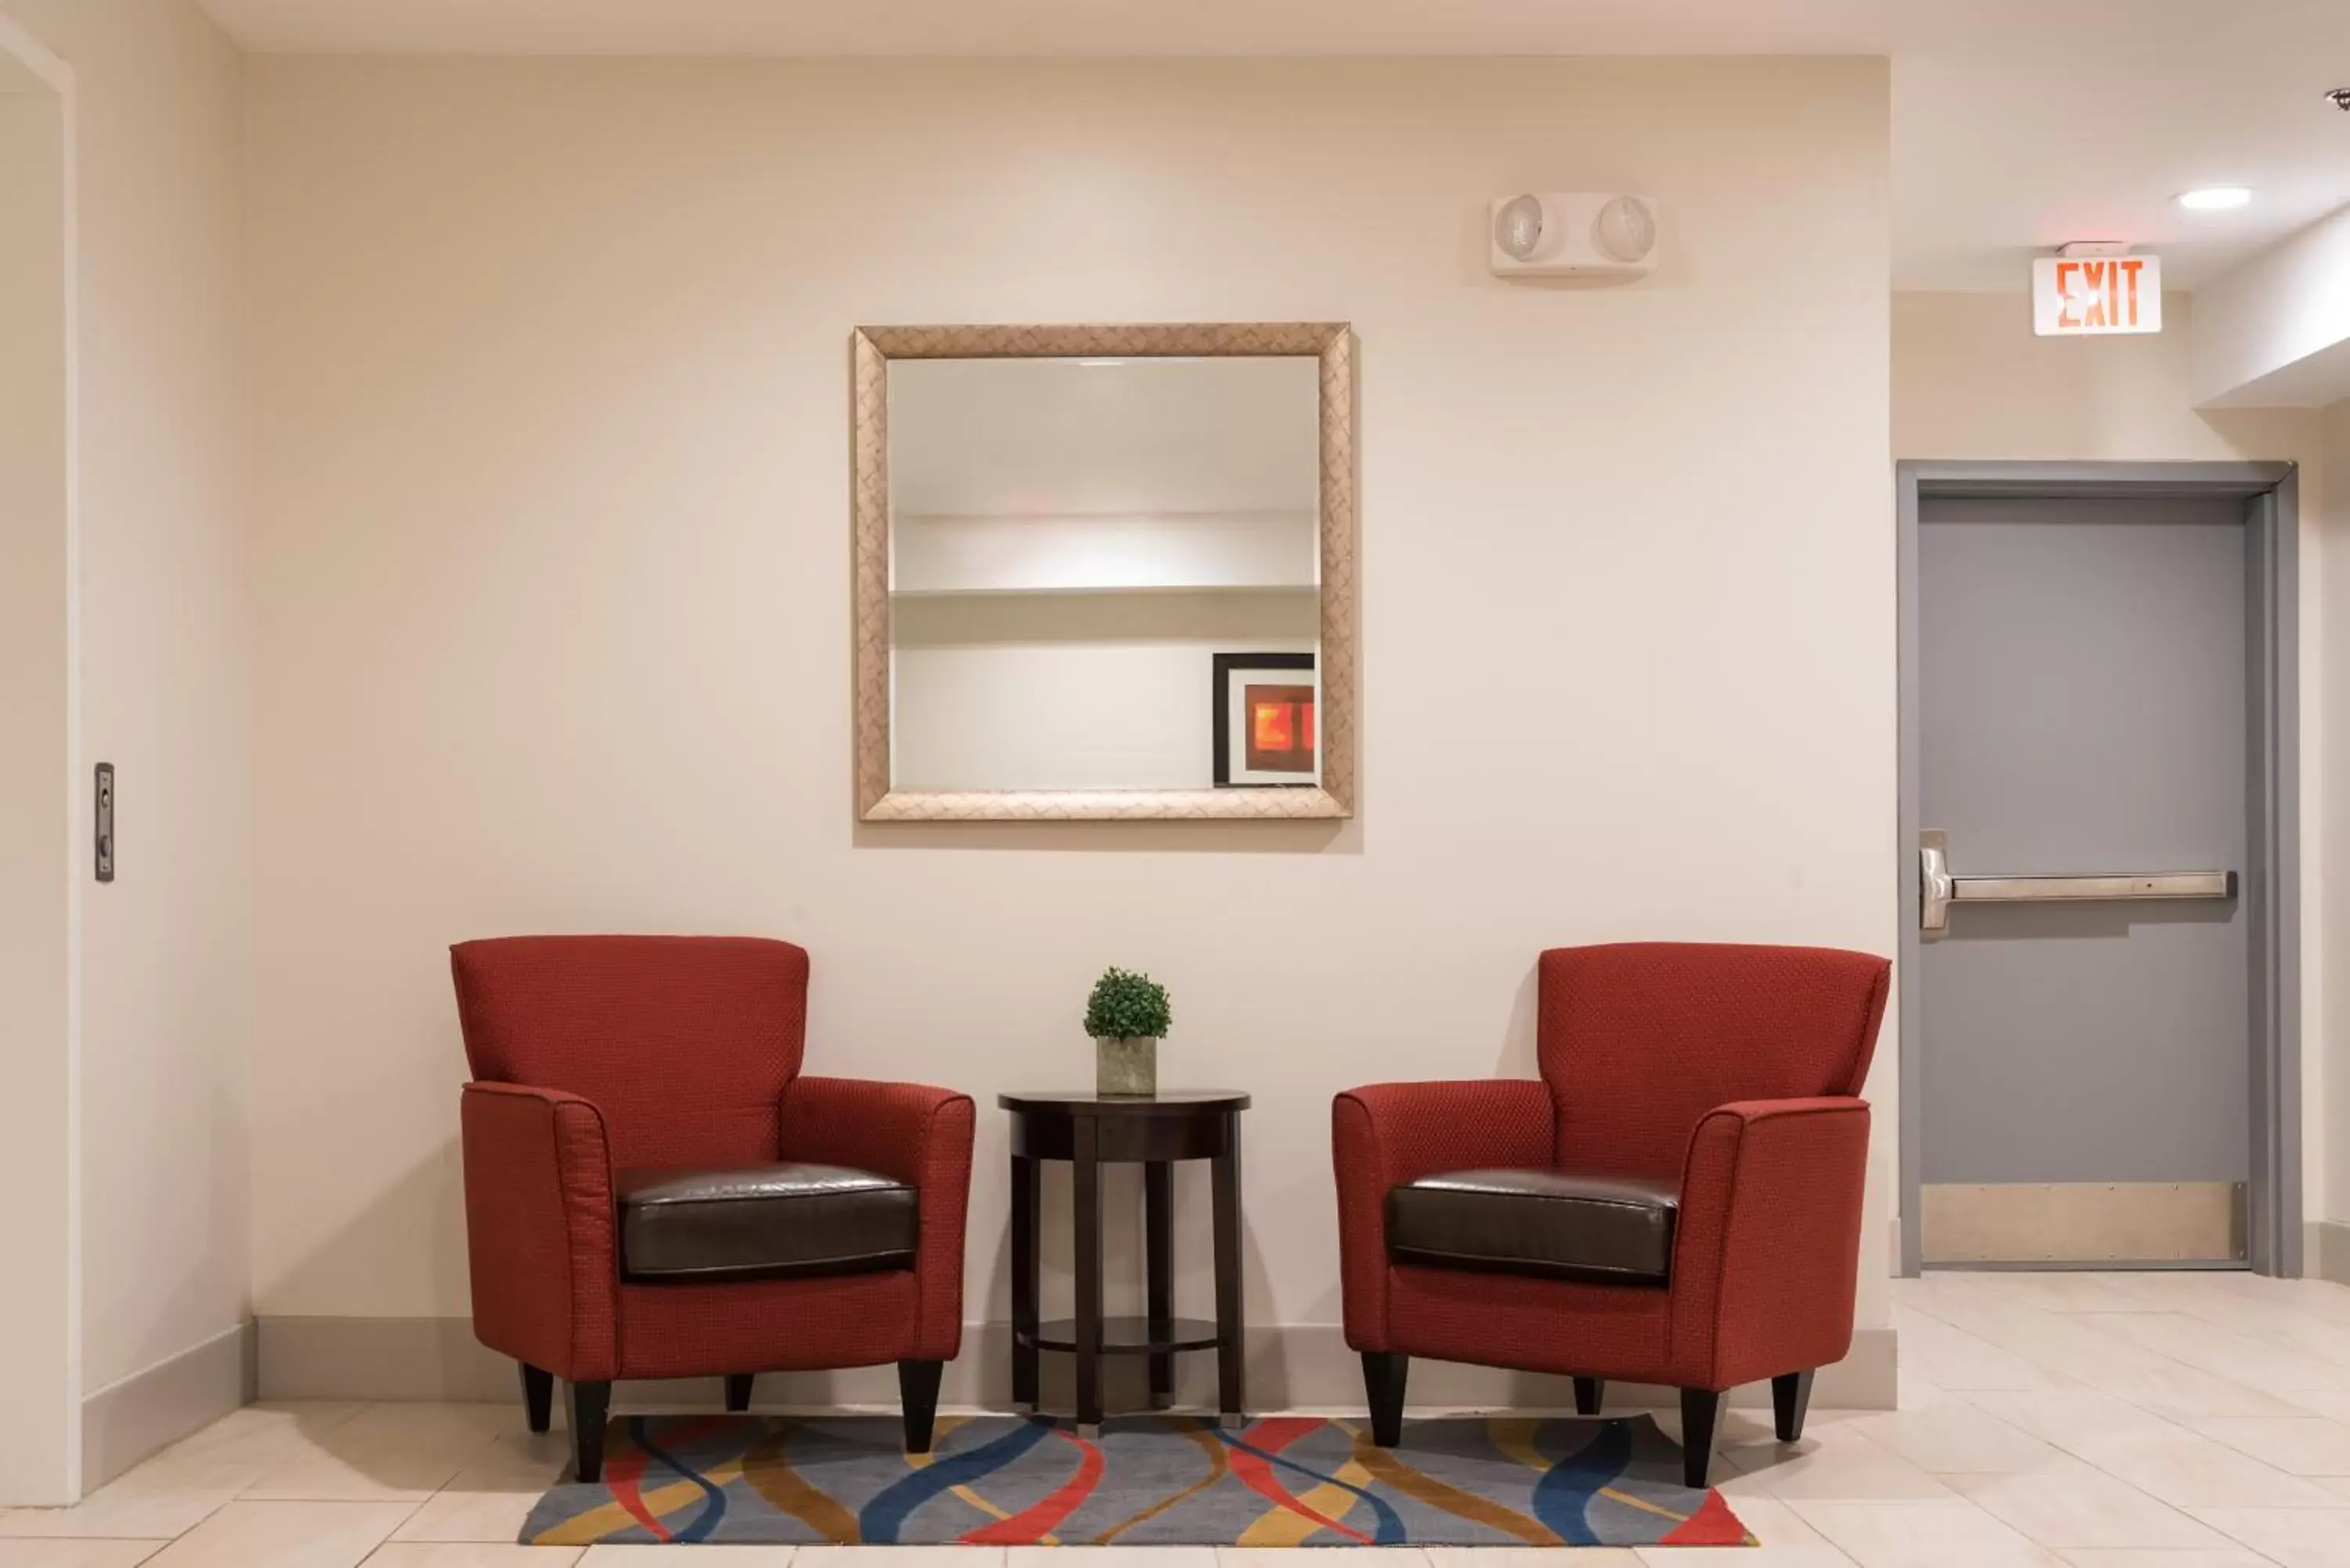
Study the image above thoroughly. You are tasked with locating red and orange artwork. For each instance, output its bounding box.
[1243,685,1317,773]
[1213,652,1317,787]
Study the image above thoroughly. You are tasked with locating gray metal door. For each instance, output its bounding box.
[1915,495,2253,1266]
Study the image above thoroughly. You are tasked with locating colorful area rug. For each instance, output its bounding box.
[518,1413,1753,1548]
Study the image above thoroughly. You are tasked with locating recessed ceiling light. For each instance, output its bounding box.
[2177,186,2253,211]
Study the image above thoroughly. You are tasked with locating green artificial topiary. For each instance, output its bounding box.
[1083,966,1173,1041]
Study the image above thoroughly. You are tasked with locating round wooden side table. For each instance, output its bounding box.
[997,1089,1249,1436]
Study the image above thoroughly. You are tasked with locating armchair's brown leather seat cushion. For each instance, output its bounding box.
[616,1162,918,1284]
[1386,1167,1679,1287]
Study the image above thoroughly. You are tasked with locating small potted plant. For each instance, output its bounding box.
[1085,966,1172,1097]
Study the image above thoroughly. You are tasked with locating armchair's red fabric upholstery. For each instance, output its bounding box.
[780,1075,974,1361]
[453,935,974,1384]
[460,1081,621,1381]
[1332,1079,1553,1350]
[1333,942,1888,1393]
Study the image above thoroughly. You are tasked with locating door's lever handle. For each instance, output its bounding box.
[1920,833,1954,934]
[1919,829,2234,937]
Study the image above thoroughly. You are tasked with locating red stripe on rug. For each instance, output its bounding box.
[606,1415,739,1545]
[1658,1489,1748,1545]
[962,1427,1104,1544]
[604,1441,667,1543]
[1226,1418,1371,1545]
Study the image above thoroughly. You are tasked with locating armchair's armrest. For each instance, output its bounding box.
[458,1081,620,1381]
[1668,1097,1871,1389]
[780,1076,974,1359]
[779,1076,975,1188]
[1331,1080,1555,1349]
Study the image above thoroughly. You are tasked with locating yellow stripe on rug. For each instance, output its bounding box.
[1091,1417,1228,1545]
[530,1457,749,1547]
[740,1429,861,1545]
[1236,1436,1379,1548]
[1347,1427,1559,1545]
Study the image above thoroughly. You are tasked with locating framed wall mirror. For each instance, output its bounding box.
[852,323,1356,822]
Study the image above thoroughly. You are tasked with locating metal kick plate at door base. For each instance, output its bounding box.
[1918,829,2235,935]
[1920,1181,2247,1266]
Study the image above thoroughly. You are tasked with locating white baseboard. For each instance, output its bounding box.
[257,1317,1896,1412]
[82,1321,256,1490]
[2307,1220,2350,1285]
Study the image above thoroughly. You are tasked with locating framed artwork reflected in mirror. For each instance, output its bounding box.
[1212,652,1318,788]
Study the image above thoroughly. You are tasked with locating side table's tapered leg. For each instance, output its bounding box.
[1145,1160,1174,1407]
[1212,1112,1246,1424]
[1011,1152,1039,1411]
[1073,1115,1104,1436]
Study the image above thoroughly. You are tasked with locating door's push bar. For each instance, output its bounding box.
[1919,829,2236,934]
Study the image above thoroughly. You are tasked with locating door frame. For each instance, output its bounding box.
[1896,460,2301,1277]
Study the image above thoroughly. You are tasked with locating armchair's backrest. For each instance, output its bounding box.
[1538,942,1889,1179]
[451,934,808,1168]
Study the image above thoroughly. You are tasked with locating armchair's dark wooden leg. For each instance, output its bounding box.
[1679,1387,1721,1490]
[567,1379,611,1484]
[1573,1377,1604,1417]
[898,1359,945,1454]
[725,1374,754,1413]
[1361,1351,1408,1447]
[519,1364,553,1434]
[1773,1368,1816,1443]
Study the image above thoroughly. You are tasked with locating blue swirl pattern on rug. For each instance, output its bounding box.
[631,1417,730,1544]
[858,1415,1055,1543]
[1531,1417,1636,1545]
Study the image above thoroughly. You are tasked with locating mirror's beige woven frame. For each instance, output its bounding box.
[852,323,1357,822]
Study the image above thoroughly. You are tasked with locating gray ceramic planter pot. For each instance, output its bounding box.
[1094,1036,1159,1097]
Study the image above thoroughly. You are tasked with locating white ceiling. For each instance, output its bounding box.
[195,0,2350,291]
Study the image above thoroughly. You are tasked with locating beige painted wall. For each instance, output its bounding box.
[0,31,75,1503]
[1,0,252,1425]
[245,55,1896,1359]
[1893,291,2337,1225]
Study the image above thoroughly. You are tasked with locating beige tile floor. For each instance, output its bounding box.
[10,1270,2350,1566]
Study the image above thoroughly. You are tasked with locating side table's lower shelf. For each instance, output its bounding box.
[1018,1316,1222,1356]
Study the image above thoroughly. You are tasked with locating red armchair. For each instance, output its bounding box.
[451,935,974,1481]
[1333,941,1888,1487]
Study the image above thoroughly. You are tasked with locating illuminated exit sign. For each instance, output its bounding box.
[2033,255,2161,336]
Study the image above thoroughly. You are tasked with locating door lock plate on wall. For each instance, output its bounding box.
[95,762,114,883]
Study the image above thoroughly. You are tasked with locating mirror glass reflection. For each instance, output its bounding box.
[888,355,1322,792]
